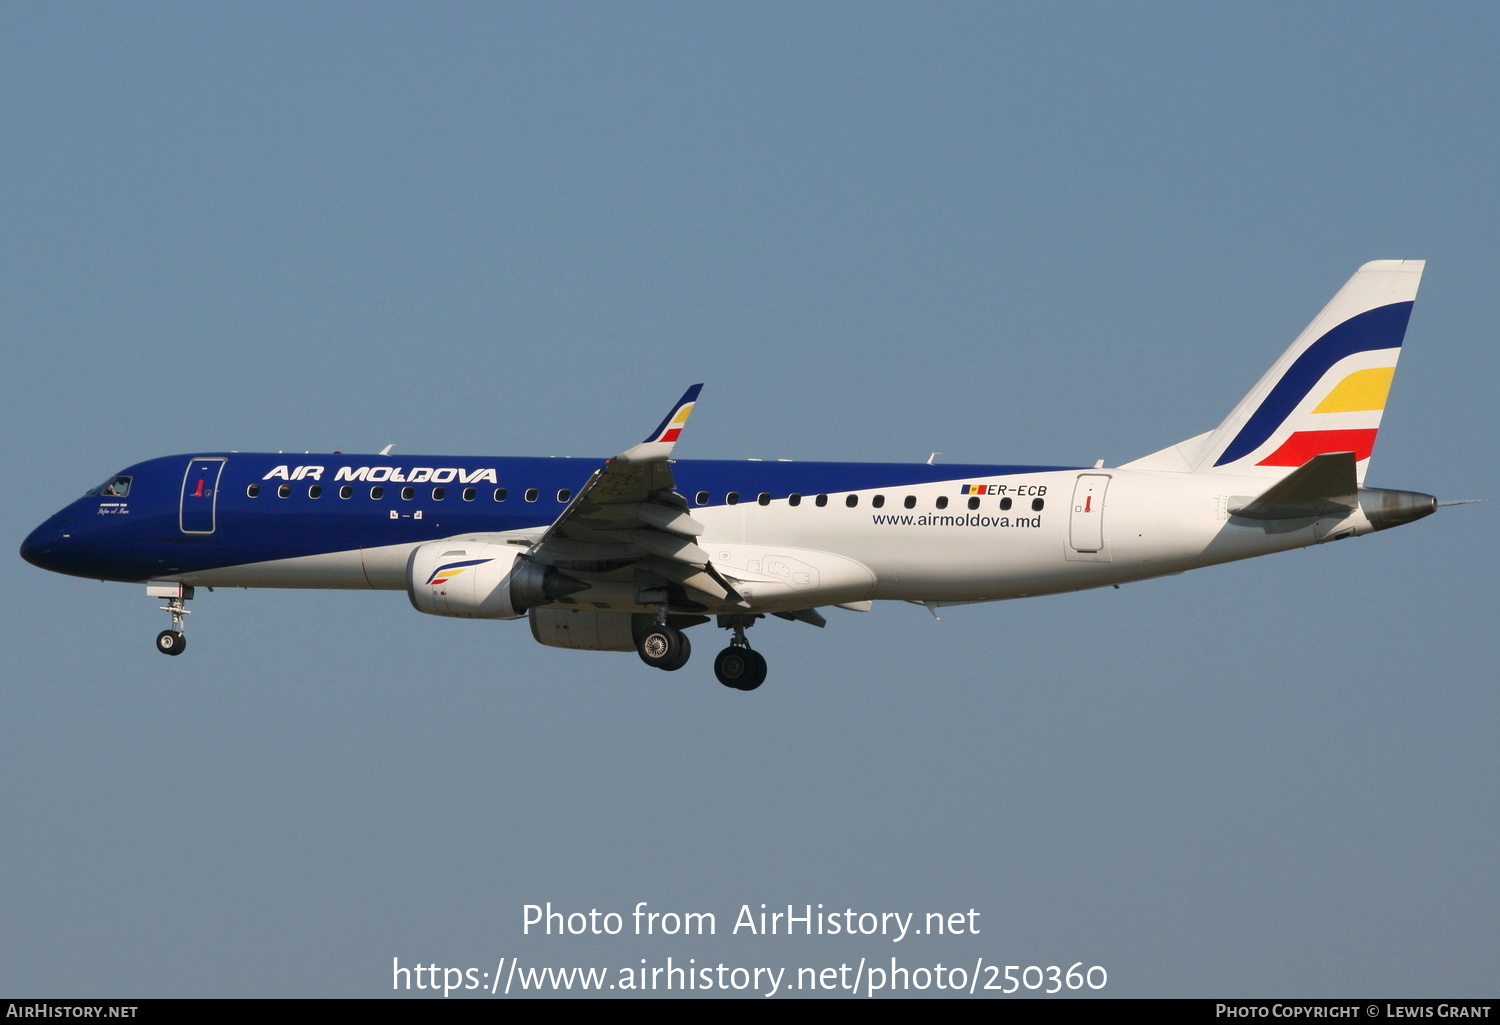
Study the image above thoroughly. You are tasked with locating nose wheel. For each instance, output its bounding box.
[148,582,194,656]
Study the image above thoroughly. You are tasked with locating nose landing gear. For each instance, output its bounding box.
[148,581,193,656]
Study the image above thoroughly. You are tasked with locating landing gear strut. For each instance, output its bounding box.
[148,581,193,656]
[714,615,767,691]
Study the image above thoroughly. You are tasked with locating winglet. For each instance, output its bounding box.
[615,385,703,463]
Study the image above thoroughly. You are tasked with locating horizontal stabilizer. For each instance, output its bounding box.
[1229,452,1357,520]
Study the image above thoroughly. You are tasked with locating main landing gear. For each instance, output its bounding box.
[713,645,766,691]
[633,611,768,690]
[712,615,765,691]
[636,621,692,672]
[148,581,194,656]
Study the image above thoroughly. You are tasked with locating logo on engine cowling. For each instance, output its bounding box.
[426,558,492,586]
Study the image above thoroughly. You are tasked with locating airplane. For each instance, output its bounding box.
[21,260,1443,691]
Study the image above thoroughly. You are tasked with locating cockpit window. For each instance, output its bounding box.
[86,475,132,498]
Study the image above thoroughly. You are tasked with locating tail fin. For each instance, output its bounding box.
[1125,261,1423,483]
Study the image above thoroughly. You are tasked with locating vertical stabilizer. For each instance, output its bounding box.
[1192,260,1423,483]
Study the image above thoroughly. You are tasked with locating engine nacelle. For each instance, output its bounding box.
[407,541,588,619]
[529,609,638,651]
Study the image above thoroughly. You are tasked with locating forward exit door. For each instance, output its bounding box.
[179,457,227,534]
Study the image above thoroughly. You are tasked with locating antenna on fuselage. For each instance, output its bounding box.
[926,452,940,465]
[379,444,394,456]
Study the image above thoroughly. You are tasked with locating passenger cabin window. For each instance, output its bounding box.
[1032,497,1045,511]
[494,488,507,502]
[339,485,353,499]
[872,495,885,508]
[758,493,771,506]
[462,488,476,502]
[557,489,571,502]
[277,484,291,499]
[903,496,916,509]
[726,492,739,505]
[788,494,802,507]
[246,484,261,498]
[815,494,828,507]
[935,496,948,509]
[968,496,979,510]
[432,487,446,501]
[524,488,538,502]
[999,497,1012,511]
[695,491,709,505]
[370,486,384,499]
[308,485,322,499]
[846,495,858,508]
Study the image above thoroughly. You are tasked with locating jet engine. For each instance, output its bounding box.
[407,541,588,620]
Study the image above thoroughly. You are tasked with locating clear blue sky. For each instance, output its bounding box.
[2,2,1495,997]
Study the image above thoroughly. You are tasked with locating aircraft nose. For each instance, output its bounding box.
[20,517,67,571]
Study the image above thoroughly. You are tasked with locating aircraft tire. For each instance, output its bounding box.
[661,631,691,671]
[714,646,766,691]
[739,650,767,691]
[156,630,187,656]
[638,626,688,671]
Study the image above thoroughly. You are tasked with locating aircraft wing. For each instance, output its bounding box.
[524,385,746,606]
